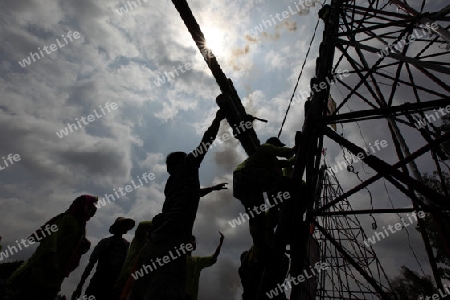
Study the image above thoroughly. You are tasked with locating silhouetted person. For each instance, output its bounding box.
[238,207,289,300]
[239,245,289,300]
[233,137,294,260]
[4,195,98,300]
[239,247,264,300]
[115,184,226,300]
[186,233,224,300]
[130,107,226,300]
[72,217,135,300]
[114,220,153,300]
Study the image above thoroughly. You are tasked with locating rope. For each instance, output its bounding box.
[383,179,426,275]
[277,17,320,138]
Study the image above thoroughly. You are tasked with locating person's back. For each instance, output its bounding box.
[235,143,292,174]
[5,195,98,300]
[152,153,202,241]
[72,217,135,300]
[233,138,293,204]
[87,235,129,287]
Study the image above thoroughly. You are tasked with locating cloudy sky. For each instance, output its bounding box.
[0,0,449,299]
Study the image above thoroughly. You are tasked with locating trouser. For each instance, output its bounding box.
[239,248,289,300]
[129,236,186,300]
[85,272,118,300]
[233,168,290,259]
[4,268,60,300]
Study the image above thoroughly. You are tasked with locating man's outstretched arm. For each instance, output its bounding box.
[71,260,95,300]
[190,108,226,164]
[212,232,225,259]
[199,183,228,197]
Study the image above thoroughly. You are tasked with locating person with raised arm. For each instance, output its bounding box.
[186,232,224,300]
[130,103,227,300]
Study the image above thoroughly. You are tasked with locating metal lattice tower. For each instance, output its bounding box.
[283,0,450,299]
[314,166,392,299]
[169,0,450,298]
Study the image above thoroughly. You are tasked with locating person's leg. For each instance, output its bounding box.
[131,237,186,300]
[265,174,291,208]
[129,240,156,300]
[143,256,186,300]
[4,267,59,300]
[247,192,270,260]
[234,169,274,260]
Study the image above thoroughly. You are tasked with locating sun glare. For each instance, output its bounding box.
[202,27,227,58]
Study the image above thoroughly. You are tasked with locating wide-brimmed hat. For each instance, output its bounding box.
[109,217,136,234]
[266,137,285,147]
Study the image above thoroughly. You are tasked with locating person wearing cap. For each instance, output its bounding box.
[233,137,294,260]
[72,217,135,300]
[4,195,98,300]
[186,232,224,300]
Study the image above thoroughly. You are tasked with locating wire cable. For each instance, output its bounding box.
[278,17,320,138]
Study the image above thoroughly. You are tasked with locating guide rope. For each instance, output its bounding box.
[277,17,320,138]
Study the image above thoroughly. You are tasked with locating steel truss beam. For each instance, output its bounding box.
[321,99,450,124]
[314,221,391,299]
[315,131,450,214]
[320,125,450,210]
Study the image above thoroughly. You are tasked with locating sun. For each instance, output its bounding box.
[202,27,227,58]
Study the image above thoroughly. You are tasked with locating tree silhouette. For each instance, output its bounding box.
[389,266,435,300]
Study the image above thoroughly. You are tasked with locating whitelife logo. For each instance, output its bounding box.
[414,105,450,129]
[55,102,118,139]
[192,121,254,158]
[363,211,425,247]
[0,224,58,261]
[131,243,194,280]
[228,191,291,228]
[18,31,81,68]
[151,59,195,88]
[0,154,21,171]
[419,285,450,300]
[95,172,156,209]
[290,69,350,108]
[377,22,439,58]
[266,262,329,298]
[327,139,388,175]
[248,0,317,37]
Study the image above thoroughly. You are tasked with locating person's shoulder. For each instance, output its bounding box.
[260,143,277,152]
[139,220,153,227]
[121,237,131,246]
[55,213,80,229]
[185,153,200,169]
[187,256,200,262]
[97,237,111,247]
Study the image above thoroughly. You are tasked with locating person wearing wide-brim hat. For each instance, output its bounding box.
[109,217,136,235]
[72,217,135,300]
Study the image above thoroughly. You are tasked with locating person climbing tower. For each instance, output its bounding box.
[4,195,98,300]
[130,105,227,300]
[233,137,294,260]
[238,209,289,300]
[72,217,135,300]
[186,232,224,300]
